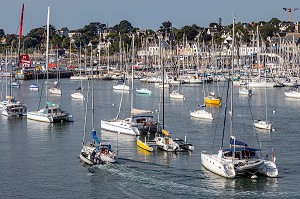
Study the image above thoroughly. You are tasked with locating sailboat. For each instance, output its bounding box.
[48,48,62,95]
[201,19,278,178]
[253,76,273,130]
[190,74,213,119]
[2,6,27,117]
[29,70,39,91]
[248,26,274,88]
[71,43,84,100]
[154,36,193,152]
[113,79,130,91]
[101,34,156,136]
[80,73,117,165]
[2,51,27,117]
[27,6,73,123]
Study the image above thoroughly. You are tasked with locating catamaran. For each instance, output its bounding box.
[201,19,278,178]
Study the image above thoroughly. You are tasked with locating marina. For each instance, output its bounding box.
[0,77,300,198]
[1,1,300,198]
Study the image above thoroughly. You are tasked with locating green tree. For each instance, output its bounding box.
[113,20,133,34]
[0,29,5,38]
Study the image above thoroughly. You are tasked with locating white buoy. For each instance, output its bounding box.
[112,103,115,106]
[273,110,275,113]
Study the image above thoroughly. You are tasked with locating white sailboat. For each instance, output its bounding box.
[71,43,84,100]
[101,34,141,136]
[2,41,27,116]
[190,77,213,119]
[170,89,184,99]
[201,19,278,178]
[248,26,274,88]
[284,87,300,98]
[254,66,273,131]
[49,48,62,95]
[27,6,73,123]
[80,72,117,165]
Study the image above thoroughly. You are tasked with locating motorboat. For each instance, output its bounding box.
[190,109,213,119]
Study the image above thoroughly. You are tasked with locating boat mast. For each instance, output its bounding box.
[130,34,134,112]
[46,6,50,102]
[79,42,83,90]
[256,26,260,81]
[230,17,235,137]
[17,3,24,69]
[90,45,94,129]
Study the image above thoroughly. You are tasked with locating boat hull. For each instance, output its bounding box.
[101,120,140,136]
[190,110,213,119]
[201,152,236,178]
[204,97,221,105]
[254,120,272,130]
[71,92,84,99]
[137,139,154,152]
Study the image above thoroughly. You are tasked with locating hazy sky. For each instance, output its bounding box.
[1,0,300,35]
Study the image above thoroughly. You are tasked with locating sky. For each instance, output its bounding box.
[1,0,300,35]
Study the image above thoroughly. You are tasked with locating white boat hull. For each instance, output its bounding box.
[190,110,213,119]
[248,81,274,88]
[201,152,236,178]
[71,92,84,99]
[254,120,273,130]
[284,90,300,98]
[49,88,62,95]
[154,136,179,152]
[170,93,184,99]
[101,120,140,136]
[70,76,89,80]
[113,84,130,91]
[257,160,278,177]
[27,111,52,122]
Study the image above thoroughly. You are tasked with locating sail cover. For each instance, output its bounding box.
[230,136,248,147]
[91,130,100,145]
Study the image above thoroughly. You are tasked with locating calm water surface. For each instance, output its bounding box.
[0,78,299,198]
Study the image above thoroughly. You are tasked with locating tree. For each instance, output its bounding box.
[113,20,133,34]
[0,29,5,38]
[5,34,18,46]
[158,21,172,35]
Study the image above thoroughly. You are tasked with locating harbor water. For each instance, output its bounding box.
[0,78,299,198]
